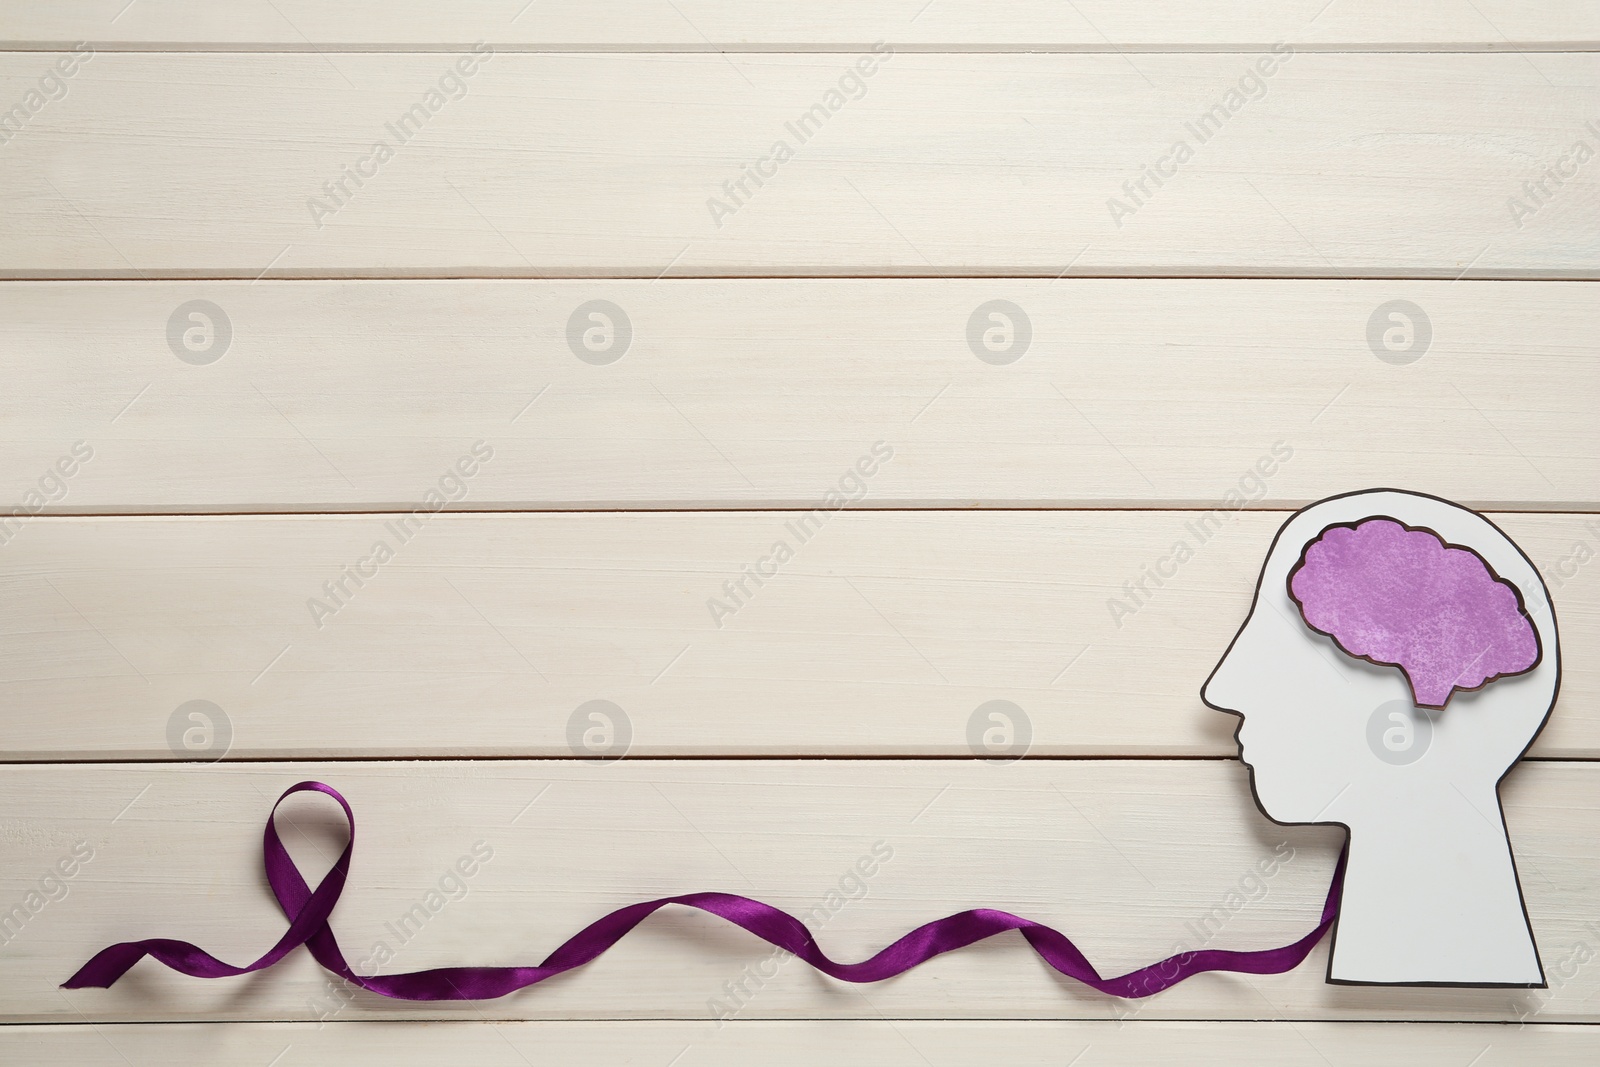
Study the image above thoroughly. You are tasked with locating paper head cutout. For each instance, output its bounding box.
[61,486,1564,1001]
[1287,518,1541,709]
[1203,489,1559,987]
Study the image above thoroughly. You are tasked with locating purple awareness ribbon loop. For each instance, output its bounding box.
[64,781,1347,1001]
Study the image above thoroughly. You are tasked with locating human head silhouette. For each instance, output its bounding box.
[1202,489,1559,986]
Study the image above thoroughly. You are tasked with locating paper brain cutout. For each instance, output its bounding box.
[1288,518,1540,708]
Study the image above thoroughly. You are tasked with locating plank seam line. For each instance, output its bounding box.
[4,274,1600,284]
[6,1017,1598,1027]
[3,755,1594,767]
[3,46,1600,55]
[16,507,1600,519]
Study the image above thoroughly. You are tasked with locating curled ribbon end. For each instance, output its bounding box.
[61,943,150,990]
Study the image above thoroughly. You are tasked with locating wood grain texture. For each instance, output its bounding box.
[2,280,1595,512]
[4,53,1597,278]
[1,1021,1596,1066]
[3,3,1597,1051]
[5,1,1599,50]
[2,511,1595,760]
[2,760,1596,1023]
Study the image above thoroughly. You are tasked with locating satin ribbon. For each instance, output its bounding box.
[64,781,1346,1001]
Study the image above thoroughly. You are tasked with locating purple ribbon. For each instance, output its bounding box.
[64,781,1346,1001]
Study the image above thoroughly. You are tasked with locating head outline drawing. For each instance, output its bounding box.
[1201,487,1561,986]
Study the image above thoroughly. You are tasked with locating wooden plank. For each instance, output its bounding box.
[5,2,1599,50]
[2,1020,1596,1065]
[4,54,1597,278]
[1,511,1595,760]
[1,759,1595,1022]
[2,280,1595,512]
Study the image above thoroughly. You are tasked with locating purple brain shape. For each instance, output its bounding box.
[1288,518,1539,708]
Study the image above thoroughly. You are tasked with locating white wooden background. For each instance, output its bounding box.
[2,4,1598,1063]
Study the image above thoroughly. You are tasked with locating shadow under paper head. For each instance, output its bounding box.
[1287,517,1540,709]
